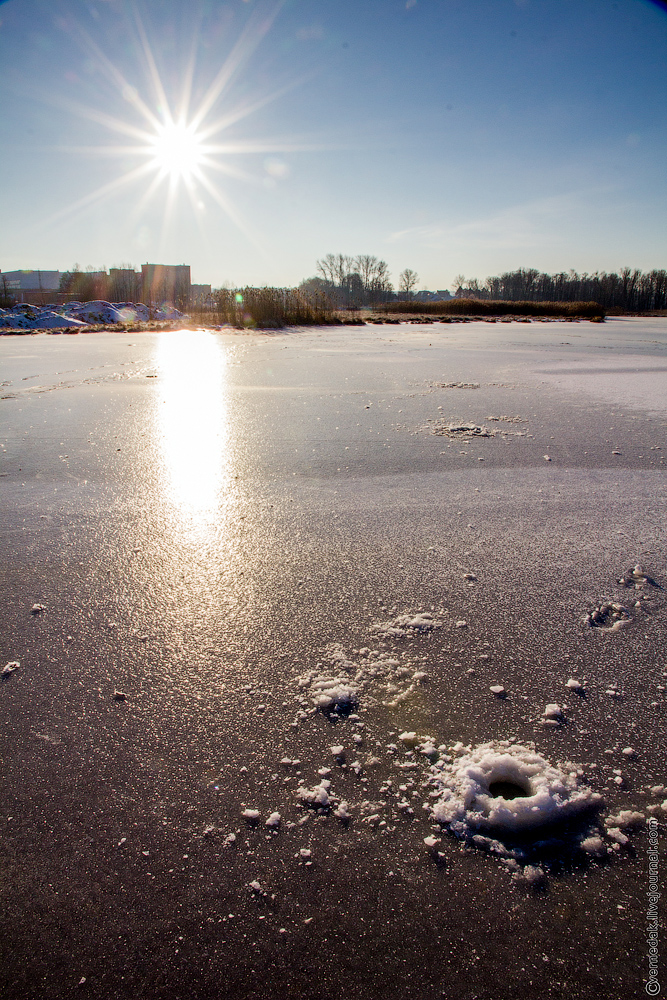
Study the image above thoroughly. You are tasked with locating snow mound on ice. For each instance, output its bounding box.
[429,741,601,834]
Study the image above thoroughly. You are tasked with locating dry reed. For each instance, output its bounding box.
[378,299,605,318]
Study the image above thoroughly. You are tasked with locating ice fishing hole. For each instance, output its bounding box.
[488,780,530,800]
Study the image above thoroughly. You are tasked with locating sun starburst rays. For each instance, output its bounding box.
[41,2,304,247]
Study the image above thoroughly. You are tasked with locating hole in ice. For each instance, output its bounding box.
[488,780,530,800]
[429,741,602,835]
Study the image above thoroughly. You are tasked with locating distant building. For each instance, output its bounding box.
[60,270,109,301]
[1,263,199,310]
[412,289,453,302]
[190,283,213,307]
[108,268,142,303]
[1,269,61,304]
[1,269,61,291]
[141,263,191,310]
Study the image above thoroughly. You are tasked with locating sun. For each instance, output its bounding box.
[149,121,205,181]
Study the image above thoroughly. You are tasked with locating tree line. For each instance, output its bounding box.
[300,254,420,307]
[455,267,667,312]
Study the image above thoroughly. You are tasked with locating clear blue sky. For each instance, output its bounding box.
[1,0,665,290]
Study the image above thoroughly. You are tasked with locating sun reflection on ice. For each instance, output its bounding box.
[155,330,229,520]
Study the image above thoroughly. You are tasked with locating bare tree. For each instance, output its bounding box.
[370,259,392,302]
[398,268,419,299]
[313,253,394,306]
[316,254,355,288]
[354,254,385,292]
[336,254,355,287]
[354,254,372,289]
[316,254,337,285]
[353,255,392,303]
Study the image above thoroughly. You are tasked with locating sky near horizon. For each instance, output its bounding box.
[0,0,666,292]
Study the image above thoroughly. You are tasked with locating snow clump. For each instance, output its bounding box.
[541,703,564,726]
[296,642,430,715]
[309,676,358,713]
[296,780,331,811]
[371,611,440,638]
[580,834,606,857]
[604,810,644,829]
[333,801,351,823]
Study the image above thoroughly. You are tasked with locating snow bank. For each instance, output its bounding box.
[62,300,184,323]
[0,299,186,330]
[64,300,147,324]
[429,741,601,835]
[0,306,84,329]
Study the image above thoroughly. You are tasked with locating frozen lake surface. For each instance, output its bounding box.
[1,317,666,999]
